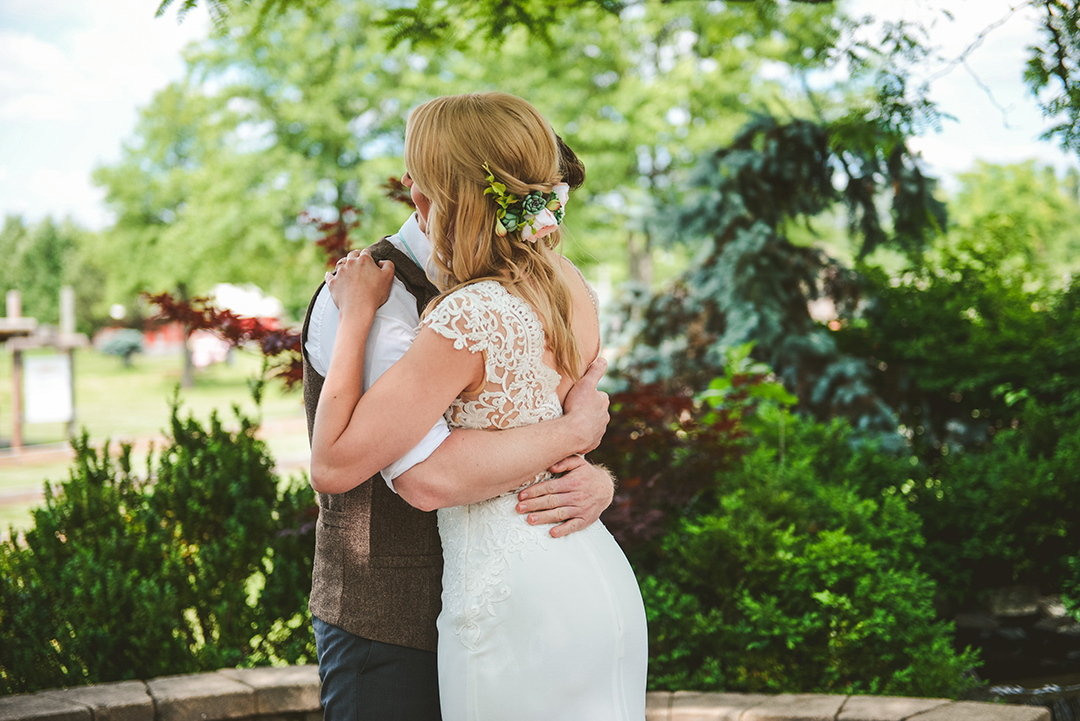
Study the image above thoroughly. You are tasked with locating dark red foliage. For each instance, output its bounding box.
[142,181,421,391]
[383,176,417,209]
[591,377,765,560]
[144,292,304,389]
[299,205,363,270]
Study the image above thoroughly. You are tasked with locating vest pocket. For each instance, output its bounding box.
[310,513,346,618]
[317,505,347,528]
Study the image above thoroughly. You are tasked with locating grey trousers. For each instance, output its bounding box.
[313,615,441,721]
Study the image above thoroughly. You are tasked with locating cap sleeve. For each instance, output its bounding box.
[419,282,501,355]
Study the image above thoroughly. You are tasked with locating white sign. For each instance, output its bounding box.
[24,354,74,424]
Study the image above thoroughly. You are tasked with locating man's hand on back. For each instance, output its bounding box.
[512,355,615,538]
[516,456,614,538]
[560,357,610,455]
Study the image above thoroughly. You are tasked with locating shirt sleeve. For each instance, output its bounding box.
[313,279,452,492]
[304,285,336,377]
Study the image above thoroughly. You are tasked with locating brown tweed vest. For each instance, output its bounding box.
[304,237,443,653]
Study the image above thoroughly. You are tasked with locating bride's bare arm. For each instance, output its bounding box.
[310,250,474,491]
[313,320,609,497]
[393,358,611,511]
[311,310,481,493]
[311,253,604,495]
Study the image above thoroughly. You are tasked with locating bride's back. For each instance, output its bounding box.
[548,256,601,406]
[423,255,600,433]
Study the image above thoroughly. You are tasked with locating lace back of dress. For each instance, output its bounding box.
[421,281,564,432]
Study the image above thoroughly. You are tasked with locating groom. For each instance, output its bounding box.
[303,150,614,721]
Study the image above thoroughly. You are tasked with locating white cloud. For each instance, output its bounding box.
[21,168,110,226]
[0,0,209,227]
[0,31,70,91]
[0,0,95,24]
[0,94,73,121]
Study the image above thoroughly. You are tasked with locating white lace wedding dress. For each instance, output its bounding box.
[421,279,648,721]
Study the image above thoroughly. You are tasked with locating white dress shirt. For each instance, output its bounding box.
[306,213,451,491]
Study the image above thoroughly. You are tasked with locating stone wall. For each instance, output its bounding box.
[0,666,1052,721]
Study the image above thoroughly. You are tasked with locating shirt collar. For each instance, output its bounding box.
[396,212,432,268]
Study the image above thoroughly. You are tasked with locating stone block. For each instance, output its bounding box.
[303,711,323,721]
[146,672,255,721]
[216,666,321,714]
[0,694,89,721]
[838,695,950,721]
[742,693,848,721]
[646,691,672,721]
[913,701,1050,721]
[672,692,775,721]
[36,681,153,721]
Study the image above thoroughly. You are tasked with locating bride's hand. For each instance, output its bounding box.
[326,250,395,317]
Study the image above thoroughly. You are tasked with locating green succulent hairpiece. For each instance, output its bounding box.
[483,163,569,242]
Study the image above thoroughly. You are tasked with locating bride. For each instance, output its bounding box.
[311,92,647,720]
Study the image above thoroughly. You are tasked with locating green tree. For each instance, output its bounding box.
[607,109,944,440]
[479,1,840,284]
[0,216,106,334]
[95,1,454,382]
[105,0,854,307]
[0,216,72,325]
[948,161,1080,285]
[155,0,835,45]
[154,0,1080,168]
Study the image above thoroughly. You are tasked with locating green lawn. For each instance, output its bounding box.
[0,346,310,536]
[0,346,304,447]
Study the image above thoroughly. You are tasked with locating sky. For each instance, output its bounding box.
[0,0,210,229]
[0,0,1075,231]
[848,0,1077,185]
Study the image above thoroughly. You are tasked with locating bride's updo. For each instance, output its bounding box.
[404,92,584,381]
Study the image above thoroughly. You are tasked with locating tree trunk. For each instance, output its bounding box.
[181,328,195,388]
[627,229,653,286]
[178,283,195,389]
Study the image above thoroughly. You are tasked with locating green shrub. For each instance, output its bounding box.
[637,407,978,697]
[594,344,781,560]
[99,329,144,367]
[0,395,316,694]
[848,403,1080,612]
[836,253,1080,458]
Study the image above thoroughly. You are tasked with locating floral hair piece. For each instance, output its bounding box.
[483,163,569,243]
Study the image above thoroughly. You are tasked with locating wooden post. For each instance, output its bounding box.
[60,286,75,337]
[66,348,76,439]
[11,349,23,453]
[6,290,20,320]
[7,290,23,453]
[60,286,77,438]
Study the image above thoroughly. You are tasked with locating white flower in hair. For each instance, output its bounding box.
[484,163,570,243]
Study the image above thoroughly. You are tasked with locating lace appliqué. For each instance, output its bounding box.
[437,497,552,650]
[422,281,563,430]
[422,281,567,649]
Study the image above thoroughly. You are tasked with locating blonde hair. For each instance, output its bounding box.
[404,92,583,381]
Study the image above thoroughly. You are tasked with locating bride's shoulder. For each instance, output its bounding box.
[557,256,599,312]
[420,280,509,350]
[429,280,507,315]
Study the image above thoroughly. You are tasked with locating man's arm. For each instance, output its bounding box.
[392,358,610,512]
[518,457,614,538]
